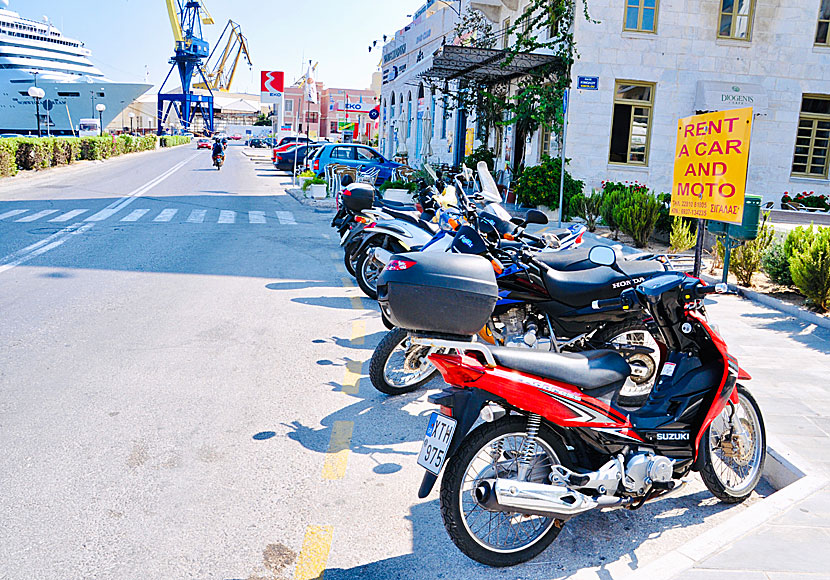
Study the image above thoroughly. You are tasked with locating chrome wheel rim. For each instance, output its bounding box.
[459,432,559,554]
[708,393,764,495]
[383,338,436,387]
[361,256,382,292]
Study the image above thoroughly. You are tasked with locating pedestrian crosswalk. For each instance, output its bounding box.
[0,208,298,226]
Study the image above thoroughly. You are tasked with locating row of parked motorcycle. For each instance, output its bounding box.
[328,163,767,567]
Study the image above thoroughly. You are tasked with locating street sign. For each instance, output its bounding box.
[42,99,54,111]
[577,76,598,90]
[260,71,284,104]
[671,107,753,224]
[562,88,569,114]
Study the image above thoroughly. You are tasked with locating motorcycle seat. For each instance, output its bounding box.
[536,247,665,274]
[541,262,664,308]
[489,347,630,392]
[380,208,439,234]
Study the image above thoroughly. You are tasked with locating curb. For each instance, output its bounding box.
[626,438,827,580]
[284,186,336,210]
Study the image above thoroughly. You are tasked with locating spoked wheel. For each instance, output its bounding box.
[698,384,766,503]
[369,327,439,395]
[344,249,357,277]
[355,250,382,300]
[440,416,568,567]
[595,321,661,407]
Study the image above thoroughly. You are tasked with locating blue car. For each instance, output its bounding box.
[310,143,402,185]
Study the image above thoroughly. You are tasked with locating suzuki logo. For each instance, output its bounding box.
[655,432,690,441]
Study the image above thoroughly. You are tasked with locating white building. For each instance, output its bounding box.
[379,2,462,166]
[466,0,830,202]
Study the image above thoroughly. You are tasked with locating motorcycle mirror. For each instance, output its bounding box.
[524,209,549,226]
[588,245,617,267]
[510,217,525,226]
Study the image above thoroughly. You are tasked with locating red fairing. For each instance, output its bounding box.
[738,367,752,380]
[687,310,738,458]
[428,353,640,436]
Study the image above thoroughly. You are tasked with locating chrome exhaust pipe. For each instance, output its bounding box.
[474,479,618,519]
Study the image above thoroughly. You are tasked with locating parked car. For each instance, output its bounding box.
[248,137,276,149]
[309,143,403,185]
[277,136,314,148]
[274,144,322,172]
[231,134,242,141]
[272,140,315,162]
[196,137,212,149]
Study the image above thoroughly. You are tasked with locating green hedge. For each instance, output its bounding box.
[515,155,584,218]
[0,134,169,176]
[160,135,190,148]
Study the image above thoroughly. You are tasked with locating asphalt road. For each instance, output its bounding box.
[0,145,767,580]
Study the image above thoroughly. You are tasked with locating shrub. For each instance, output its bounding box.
[464,145,495,173]
[302,177,326,192]
[0,139,18,176]
[160,135,190,148]
[599,187,626,240]
[379,180,418,194]
[781,191,829,211]
[15,138,53,170]
[730,217,774,287]
[570,189,603,232]
[655,192,673,234]
[790,226,830,312]
[669,216,697,253]
[515,155,584,218]
[617,189,662,248]
[762,242,793,286]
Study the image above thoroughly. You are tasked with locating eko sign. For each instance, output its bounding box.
[260,71,284,104]
[671,107,753,224]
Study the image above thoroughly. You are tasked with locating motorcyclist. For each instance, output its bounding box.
[212,138,224,161]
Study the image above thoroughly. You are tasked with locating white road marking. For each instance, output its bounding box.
[218,210,235,224]
[0,210,30,221]
[0,222,94,275]
[276,211,296,225]
[0,154,197,276]
[121,209,149,222]
[249,211,266,224]
[16,209,60,222]
[49,209,89,222]
[187,209,207,223]
[154,209,178,222]
[85,208,119,222]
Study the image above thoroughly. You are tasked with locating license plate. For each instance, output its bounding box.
[417,412,457,475]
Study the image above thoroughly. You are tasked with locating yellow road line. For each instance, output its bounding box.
[342,360,363,395]
[340,277,354,288]
[321,421,354,480]
[293,525,334,580]
[350,296,363,310]
[351,320,366,344]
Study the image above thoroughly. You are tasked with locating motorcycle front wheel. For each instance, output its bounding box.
[440,415,569,567]
[697,384,766,503]
[369,327,439,395]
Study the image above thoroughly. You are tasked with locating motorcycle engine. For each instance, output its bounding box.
[624,452,673,494]
[497,307,551,350]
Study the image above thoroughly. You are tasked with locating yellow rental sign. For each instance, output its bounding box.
[671,107,753,224]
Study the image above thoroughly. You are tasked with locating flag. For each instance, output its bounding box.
[304,62,318,104]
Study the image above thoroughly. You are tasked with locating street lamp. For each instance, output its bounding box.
[128,111,135,134]
[95,103,106,136]
[27,86,45,137]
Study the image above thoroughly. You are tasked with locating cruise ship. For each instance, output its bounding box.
[0,0,151,135]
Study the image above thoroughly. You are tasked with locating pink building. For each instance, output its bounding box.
[280,84,378,143]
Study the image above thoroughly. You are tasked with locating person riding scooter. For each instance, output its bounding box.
[212,139,225,169]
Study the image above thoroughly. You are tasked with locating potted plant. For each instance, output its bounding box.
[302,177,328,199]
[380,180,415,203]
[298,169,315,190]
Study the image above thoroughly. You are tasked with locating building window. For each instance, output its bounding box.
[792,96,830,178]
[540,125,556,158]
[609,81,654,165]
[816,0,830,46]
[718,0,755,41]
[502,18,510,48]
[306,112,318,123]
[441,94,448,139]
[330,121,338,133]
[285,100,293,113]
[624,0,658,33]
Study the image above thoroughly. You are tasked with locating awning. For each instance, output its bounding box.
[420,44,566,84]
[694,81,768,115]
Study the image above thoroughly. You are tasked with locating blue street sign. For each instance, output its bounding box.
[577,76,599,90]
[563,88,569,114]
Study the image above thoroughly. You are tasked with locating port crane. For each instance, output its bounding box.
[158,0,215,134]
[193,20,252,92]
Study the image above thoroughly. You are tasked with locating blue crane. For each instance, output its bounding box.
[158,0,215,135]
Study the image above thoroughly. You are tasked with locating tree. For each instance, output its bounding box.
[253,113,271,127]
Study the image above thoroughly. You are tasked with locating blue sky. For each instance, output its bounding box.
[10,0,425,92]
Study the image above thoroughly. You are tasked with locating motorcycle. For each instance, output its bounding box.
[213,152,225,170]
[371,222,665,406]
[379,245,766,567]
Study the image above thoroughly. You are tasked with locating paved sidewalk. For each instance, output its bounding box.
[668,294,830,579]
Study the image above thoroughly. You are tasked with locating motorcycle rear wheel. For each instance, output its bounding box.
[356,249,382,300]
[594,320,661,408]
[440,416,569,567]
[698,384,766,503]
[369,327,439,395]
